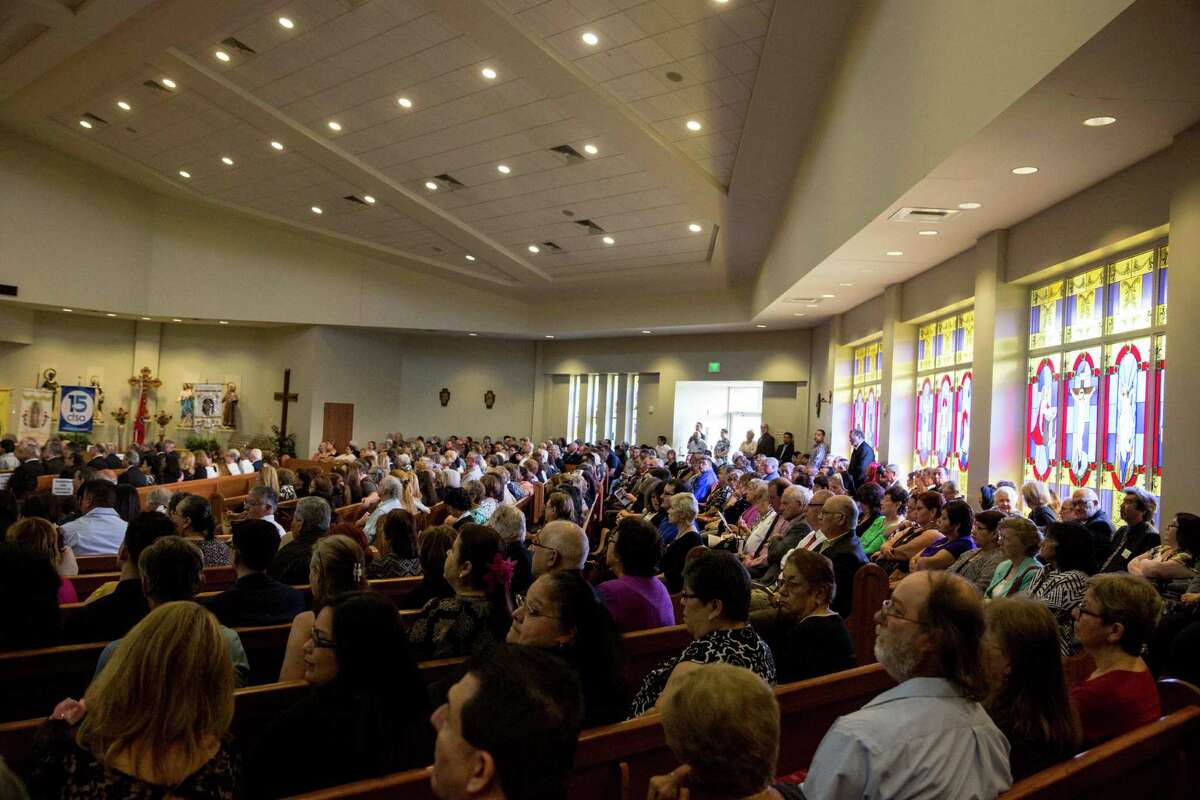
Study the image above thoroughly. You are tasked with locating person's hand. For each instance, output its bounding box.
[51,697,86,725]
[647,765,691,800]
[1182,592,1200,604]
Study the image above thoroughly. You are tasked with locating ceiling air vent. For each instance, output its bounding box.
[541,241,563,252]
[80,112,108,127]
[343,195,368,205]
[143,79,174,93]
[888,207,960,224]
[573,219,606,235]
[550,144,585,163]
[433,173,466,190]
[221,36,257,55]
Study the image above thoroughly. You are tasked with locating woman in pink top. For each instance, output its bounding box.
[599,516,676,632]
[6,517,78,603]
[1070,573,1163,748]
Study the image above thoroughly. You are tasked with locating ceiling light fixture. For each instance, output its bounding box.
[141,316,152,320]
[497,164,511,174]
[1011,166,1039,175]
[105,313,117,317]
[581,31,599,46]
[602,236,615,245]
[270,140,284,151]
[544,335,554,339]
[641,330,653,334]
[311,206,323,214]
[840,282,853,287]
[821,293,835,298]
[215,50,230,62]
[78,119,93,129]
[583,143,598,155]
[685,119,702,131]
[957,202,982,210]
[793,313,805,317]
[481,67,497,80]
[221,156,234,166]
[468,333,478,336]
[1083,116,1117,127]
[424,180,438,191]
[218,320,229,325]
[327,121,342,131]
[688,223,702,233]
[117,100,131,111]
[62,308,72,312]
[363,195,376,204]
[917,229,938,236]
[397,96,413,108]
[528,245,540,254]
[465,255,476,261]
[178,170,191,178]
[161,78,176,89]
[172,318,182,322]
[886,250,903,256]
[755,324,767,328]
[278,16,294,29]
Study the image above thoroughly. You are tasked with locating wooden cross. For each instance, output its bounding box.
[274,369,299,439]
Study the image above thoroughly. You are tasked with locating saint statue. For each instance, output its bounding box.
[40,368,59,410]
[89,376,105,414]
[221,382,239,429]
[180,383,195,428]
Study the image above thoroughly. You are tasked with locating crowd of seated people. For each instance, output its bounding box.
[0,426,1194,799]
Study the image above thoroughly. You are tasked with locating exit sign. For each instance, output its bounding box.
[708,362,721,373]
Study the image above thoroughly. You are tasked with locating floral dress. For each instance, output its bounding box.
[407,594,498,660]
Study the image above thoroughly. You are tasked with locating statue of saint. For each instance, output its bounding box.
[180,383,195,427]
[221,382,238,429]
[89,376,105,414]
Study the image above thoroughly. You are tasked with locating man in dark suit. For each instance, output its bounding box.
[1072,487,1115,565]
[775,431,796,465]
[42,438,66,476]
[103,448,123,469]
[845,428,876,496]
[9,439,45,498]
[754,424,776,457]
[205,519,306,627]
[814,495,869,617]
[86,444,109,469]
[118,451,153,487]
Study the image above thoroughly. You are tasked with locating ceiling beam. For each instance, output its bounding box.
[5,0,74,27]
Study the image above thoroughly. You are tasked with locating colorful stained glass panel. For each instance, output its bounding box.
[917,323,936,373]
[1102,337,1150,490]
[1026,356,1061,485]
[1063,347,1101,488]
[933,373,956,467]
[955,371,972,472]
[936,318,957,369]
[1106,251,1154,335]
[865,387,880,450]
[1029,281,1064,350]
[1064,266,1105,344]
[1156,245,1168,326]
[915,377,935,468]
[1151,335,1165,496]
[957,311,975,364]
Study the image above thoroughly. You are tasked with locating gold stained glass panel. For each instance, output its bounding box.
[936,318,957,369]
[1029,281,1064,350]
[1064,266,1105,343]
[1105,250,1154,335]
[1156,244,1168,326]
[917,323,936,372]
[957,311,974,364]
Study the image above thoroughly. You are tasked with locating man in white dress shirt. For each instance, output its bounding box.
[60,479,129,555]
[244,486,286,537]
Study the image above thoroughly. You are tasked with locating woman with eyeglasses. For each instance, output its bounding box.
[629,550,774,717]
[507,570,628,727]
[1071,573,1163,749]
[279,534,369,681]
[762,548,855,684]
[247,591,433,797]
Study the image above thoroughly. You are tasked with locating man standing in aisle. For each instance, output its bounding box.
[809,429,828,471]
[845,429,875,495]
[755,424,776,458]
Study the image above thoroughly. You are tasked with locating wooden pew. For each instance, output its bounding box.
[35,469,128,492]
[75,554,120,573]
[280,457,336,474]
[67,565,236,599]
[135,473,258,505]
[846,562,889,664]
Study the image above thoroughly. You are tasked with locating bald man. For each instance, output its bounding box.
[801,571,1011,799]
[532,520,589,576]
[1072,487,1114,564]
[813,495,867,617]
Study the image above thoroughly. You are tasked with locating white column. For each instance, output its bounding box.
[879,284,915,473]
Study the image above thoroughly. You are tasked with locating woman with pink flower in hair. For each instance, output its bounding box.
[408,524,514,660]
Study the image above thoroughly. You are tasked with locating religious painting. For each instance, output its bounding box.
[956,311,975,365]
[1156,245,1168,326]
[1029,281,1064,350]
[1025,357,1061,485]
[933,374,955,467]
[484,390,496,409]
[917,323,936,373]
[1150,335,1165,497]
[955,371,972,473]
[1063,348,1101,488]
[18,388,54,444]
[0,389,11,439]
[1102,338,1150,491]
[865,387,880,450]
[193,383,223,431]
[914,377,935,467]
[1064,266,1105,344]
[1105,250,1154,335]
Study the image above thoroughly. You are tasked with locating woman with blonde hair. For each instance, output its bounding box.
[33,601,237,797]
[392,469,430,515]
[176,449,197,483]
[1022,480,1059,528]
[6,518,78,602]
[278,535,368,681]
[258,463,281,494]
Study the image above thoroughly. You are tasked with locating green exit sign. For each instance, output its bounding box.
[708,362,721,373]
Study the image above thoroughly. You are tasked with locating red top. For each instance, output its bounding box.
[1071,667,1161,748]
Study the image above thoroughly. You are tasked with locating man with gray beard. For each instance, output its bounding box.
[799,572,1012,800]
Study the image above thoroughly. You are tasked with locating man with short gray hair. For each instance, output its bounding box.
[1100,487,1160,573]
[1073,487,1114,565]
[815,495,867,617]
[362,475,403,543]
[491,504,532,596]
[245,485,284,537]
[268,496,330,585]
[532,520,589,576]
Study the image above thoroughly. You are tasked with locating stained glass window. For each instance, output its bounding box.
[1150,335,1165,497]
[1106,250,1155,335]
[957,311,975,365]
[851,340,882,450]
[915,377,935,468]
[1062,347,1102,490]
[1101,337,1151,518]
[917,323,936,373]
[1156,245,1168,326]
[1025,355,1062,490]
[936,318,957,369]
[955,371,972,474]
[1029,281,1064,350]
[915,310,973,485]
[1064,267,1105,344]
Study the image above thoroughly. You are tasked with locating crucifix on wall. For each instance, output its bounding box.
[274,369,299,440]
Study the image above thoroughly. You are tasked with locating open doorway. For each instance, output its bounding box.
[672,381,763,454]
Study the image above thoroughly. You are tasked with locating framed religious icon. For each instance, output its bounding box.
[484,390,496,409]
[440,388,451,407]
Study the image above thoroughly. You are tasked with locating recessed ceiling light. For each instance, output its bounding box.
[161,78,176,89]
[141,316,152,320]
[116,100,131,111]
[270,140,284,151]
[497,164,511,174]
[528,245,540,254]
[215,50,231,62]
[362,194,375,204]
[310,206,323,215]
[278,16,294,29]
[688,223,702,233]
[327,121,342,131]
[793,313,805,317]
[840,282,853,287]
[468,333,478,336]
[481,67,497,80]
[78,119,93,129]
[1083,116,1117,127]
[397,96,413,108]
[61,308,72,312]
[178,170,191,178]
[465,255,476,261]
[105,313,117,317]
[583,143,598,155]
[917,229,938,236]
[172,318,182,322]
[1011,166,1039,175]
[424,180,438,191]
[641,330,653,334]
[602,236,615,245]
[545,335,555,339]
[755,324,767,328]
[957,202,982,210]
[221,156,234,166]
[886,250,903,256]
[581,31,599,46]
[219,320,229,325]
[685,119,702,131]
[821,294,836,298]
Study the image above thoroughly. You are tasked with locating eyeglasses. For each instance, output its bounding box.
[679,591,702,601]
[1072,605,1106,622]
[519,603,564,621]
[529,541,558,554]
[310,629,336,649]
[878,598,919,625]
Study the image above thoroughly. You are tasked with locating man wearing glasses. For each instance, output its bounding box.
[800,572,1011,799]
[530,520,589,577]
[810,495,867,618]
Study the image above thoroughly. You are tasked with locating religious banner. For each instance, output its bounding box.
[18,388,54,444]
[193,383,224,431]
[58,385,96,433]
[0,389,10,440]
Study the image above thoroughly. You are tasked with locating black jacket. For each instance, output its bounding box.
[1084,510,1115,565]
[118,469,153,487]
[846,441,876,495]
[203,572,307,628]
[816,532,868,618]
[63,579,149,644]
[1100,521,1160,573]
[776,443,795,464]
[755,433,776,457]
[268,530,325,586]
[9,459,45,497]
